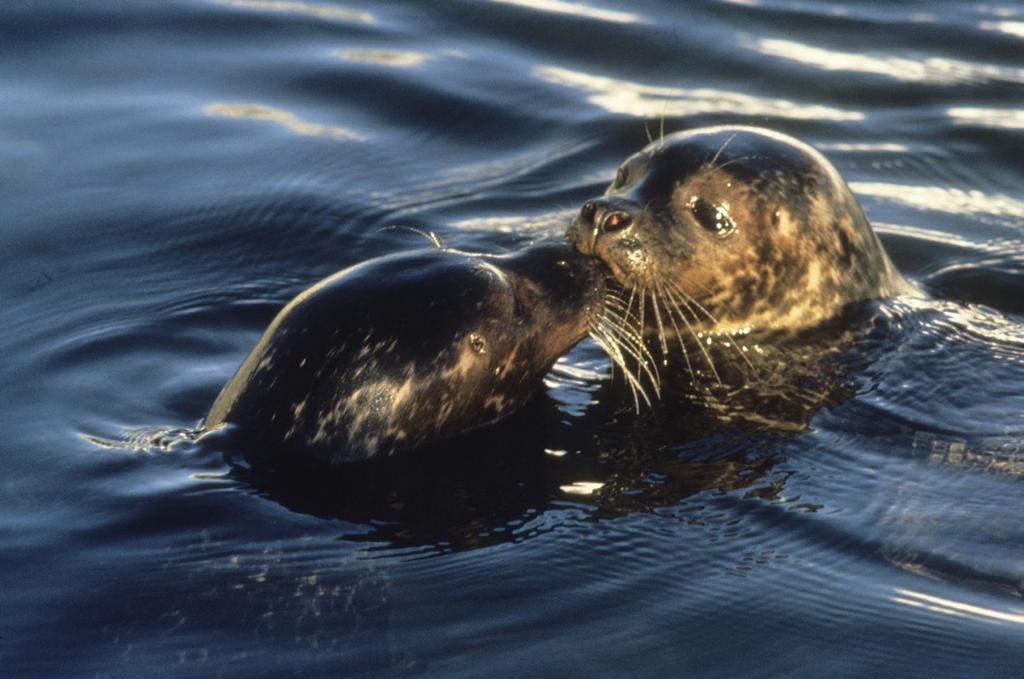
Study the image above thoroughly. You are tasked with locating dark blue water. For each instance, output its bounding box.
[3,1,1024,676]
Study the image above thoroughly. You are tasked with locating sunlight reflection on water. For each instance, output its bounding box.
[209,0,374,24]
[534,64,864,120]
[753,37,1024,85]
[203,102,367,141]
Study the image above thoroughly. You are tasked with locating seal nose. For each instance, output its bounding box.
[580,200,633,234]
[570,200,635,255]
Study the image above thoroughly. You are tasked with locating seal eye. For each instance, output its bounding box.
[612,165,629,189]
[688,196,737,238]
[468,333,487,355]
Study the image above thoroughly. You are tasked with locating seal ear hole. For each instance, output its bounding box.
[688,196,737,238]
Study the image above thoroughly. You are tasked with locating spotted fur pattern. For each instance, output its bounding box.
[569,126,911,336]
[205,243,604,464]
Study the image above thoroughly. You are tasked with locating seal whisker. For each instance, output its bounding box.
[597,308,661,395]
[623,283,641,330]
[684,278,745,322]
[653,281,698,386]
[669,282,758,375]
[614,282,671,399]
[707,132,738,171]
[598,290,655,364]
[593,282,663,403]
[603,292,648,336]
[658,284,722,384]
[671,284,756,379]
[647,286,671,365]
[658,103,666,150]
[707,155,754,173]
[632,284,649,357]
[590,319,652,411]
[589,322,638,409]
[602,285,633,314]
[619,282,648,361]
[668,280,722,327]
[604,290,649,336]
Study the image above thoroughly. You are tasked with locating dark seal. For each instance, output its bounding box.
[204,240,604,464]
[566,126,913,390]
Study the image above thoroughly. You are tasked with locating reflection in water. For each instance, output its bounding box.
[818,142,909,152]
[850,182,1024,220]
[449,214,534,234]
[927,299,1024,363]
[489,0,644,25]
[979,21,1024,39]
[754,38,1024,85]
[224,318,865,553]
[82,425,210,452]
[846,295,1024,440]
[209,0,373,24]
[545,348,607,417]
[875,222,1024,260]
[8,0,1024,672]
[534,65,863,120]
[223,386,793,553]
[893,589,1024,625]
[335,49,431,68]
[203,102,366,141]
[370,141,591,215]
[914,432,1024,478]
[947,107,1024,130]
[446,213,579,238]
[560,481,605,495]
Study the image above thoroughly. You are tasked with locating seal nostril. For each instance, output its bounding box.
[601,210,632,232]
[581,201,597,222]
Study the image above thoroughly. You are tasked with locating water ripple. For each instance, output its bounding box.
[208,0,374,25]
[4,0,1024,675]
[203,102,367,141]
[488,0,645,24]
[533,64,863,120]
[851,182,1024,222]
[947,107,1024,130]
[753,37,1024,85]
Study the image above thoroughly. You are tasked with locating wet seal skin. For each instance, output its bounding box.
[566,125,914,397]
[204,240,605,464]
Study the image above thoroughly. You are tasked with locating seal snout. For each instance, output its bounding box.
[570,199,635,255]
[583,200,634,233]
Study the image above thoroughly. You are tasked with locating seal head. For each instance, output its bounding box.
[567,126,909,337]
[204,240,604,464]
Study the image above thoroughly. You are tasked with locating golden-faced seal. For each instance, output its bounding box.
[566,126,912,395]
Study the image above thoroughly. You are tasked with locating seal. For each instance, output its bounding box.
[203,240,604,465]
[566,125,912,391]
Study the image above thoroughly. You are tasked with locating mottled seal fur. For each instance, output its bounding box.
[568,126,910,336]
[204,241,604,464]
[564,126,912,395]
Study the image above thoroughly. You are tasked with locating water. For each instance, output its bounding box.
[3,1,1024,675]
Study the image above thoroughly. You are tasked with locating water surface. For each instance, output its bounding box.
[3,1,1024,676]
